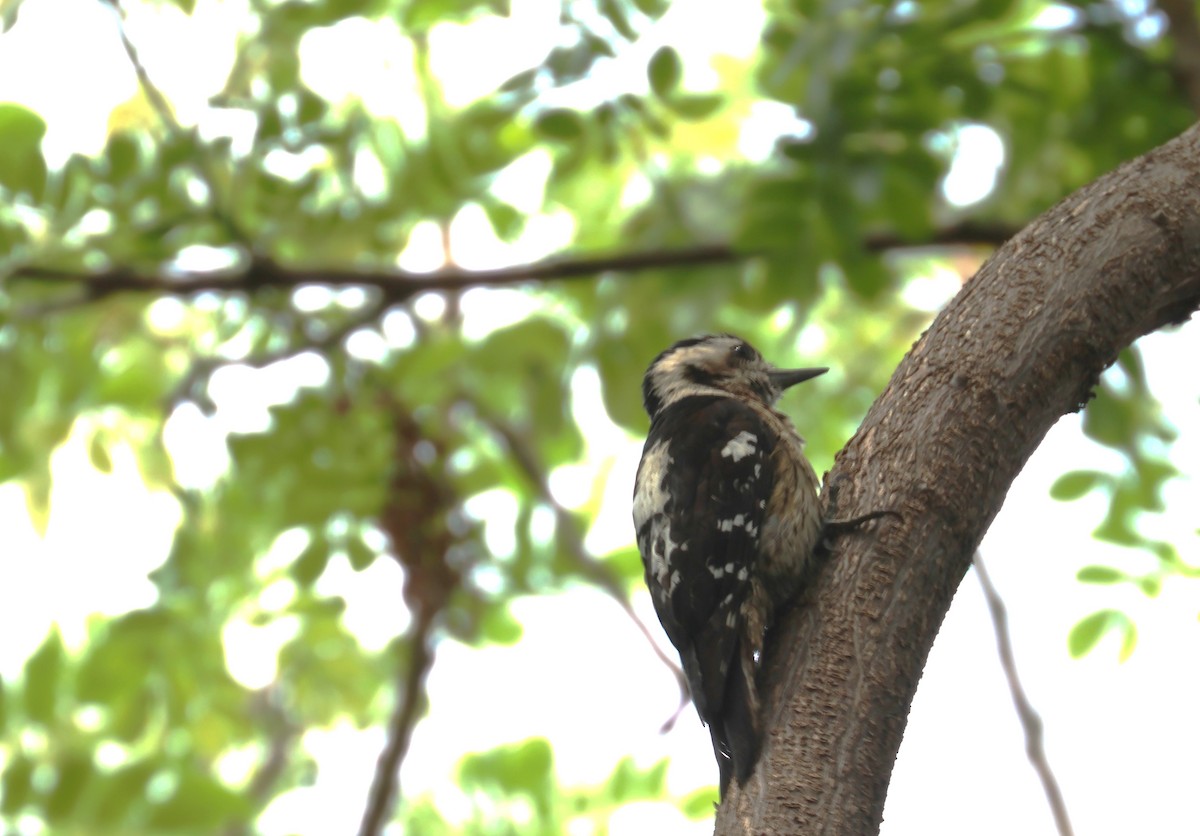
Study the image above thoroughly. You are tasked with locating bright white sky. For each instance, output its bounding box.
[1,1,1198,834]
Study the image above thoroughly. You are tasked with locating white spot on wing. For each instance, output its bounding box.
[721,430,758,462]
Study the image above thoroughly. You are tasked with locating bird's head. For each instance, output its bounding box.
[641,333,827,420]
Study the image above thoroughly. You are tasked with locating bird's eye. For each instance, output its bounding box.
[731,343,747,358]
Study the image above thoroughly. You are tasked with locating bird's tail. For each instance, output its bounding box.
[712,641,761,799]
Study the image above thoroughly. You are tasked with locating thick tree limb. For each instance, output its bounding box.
[717,123,1200,833]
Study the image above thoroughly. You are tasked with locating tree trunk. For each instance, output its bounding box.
[715,122,1200,834]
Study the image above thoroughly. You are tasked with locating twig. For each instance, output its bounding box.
[357,605,438,836]
[974,552,1075,836]
[101,0,253,245]
[471,403,691,728]
[101,0,176,128]
[221,687,299,836]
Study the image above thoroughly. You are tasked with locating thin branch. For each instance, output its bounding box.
[357,399,463,835]
[101,0,253,245]
[862,221,1015,253]
[357,605,438,836]
[10,246,741,300]
[9,222,1020,308]
[102,0,176,129]
[1160,0,1200,117]
[471,403,692,729]
[973,553,1075,836]
[221,687,299,836]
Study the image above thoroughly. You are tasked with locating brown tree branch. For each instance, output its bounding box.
[9,247,741,300]
[1160,0,1200,117]
[973,553,1074,836]
[717,122,1200,833]
[357,605,438,836]
[8,224,1017,308]
[358,400,466,836]
[861,221,1014,253]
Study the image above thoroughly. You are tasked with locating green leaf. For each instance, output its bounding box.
[648,46,681,98]
[0,103,47,200]
[1068,608,1135,660]
[632,0,668,17]
[681,785,719,819]
[23,628,64,725]
[459,738,553,798]
[45,755,92,823]
[1094,507,1140,546]
[606,756,667,801]
[1050,469,1107,501]
[292,535,331,586]
[603,547,643,584]
[479,603,523,645]
[1119,617,1138,661]
[1081,388,1135,449]
[105,132,142,185]
[483,199,523,241]
[1068,610,1110,658]
[600,0,636,40]
[1076,565,1123,584]
[535,109,584,141]
[664,92,724,120]
[91,761,157,827]
[1,756,33,814]
[346,535,377,571]
[2,0,26,32]
[89,432,113,474]
[145,766,253,830]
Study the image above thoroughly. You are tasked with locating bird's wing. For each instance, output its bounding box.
[633,396,776,722]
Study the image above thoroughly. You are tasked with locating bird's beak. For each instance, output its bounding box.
[768,367,828,391]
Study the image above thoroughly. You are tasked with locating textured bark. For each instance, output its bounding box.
[715,123,1200,834]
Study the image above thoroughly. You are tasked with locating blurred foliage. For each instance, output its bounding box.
[1051,348,1200,660]
[398,739,714,834]
[0,0,1195,831]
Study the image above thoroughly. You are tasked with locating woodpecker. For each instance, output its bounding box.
[632,333,826,797]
